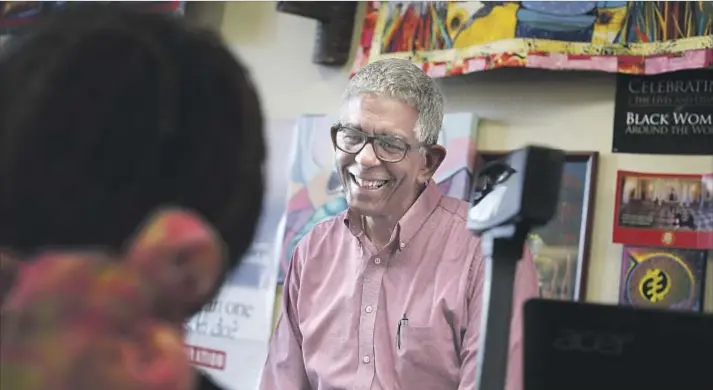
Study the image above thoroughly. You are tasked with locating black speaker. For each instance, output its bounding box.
[276,1,357,67]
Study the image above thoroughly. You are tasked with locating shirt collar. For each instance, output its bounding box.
[343,180,442,249]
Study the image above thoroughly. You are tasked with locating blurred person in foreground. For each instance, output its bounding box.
[260,58,539,390]
[0,4,264,390]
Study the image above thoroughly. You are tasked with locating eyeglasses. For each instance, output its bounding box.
[331,124,419,163]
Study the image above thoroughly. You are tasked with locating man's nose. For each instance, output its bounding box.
[355,143,381,167]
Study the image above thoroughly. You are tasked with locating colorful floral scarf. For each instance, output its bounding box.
[0,209,226,390]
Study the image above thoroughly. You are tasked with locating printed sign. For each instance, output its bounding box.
[612,69,713,155]
[184,119,295,390]
[185,244,279,390]
[613,170,713,250]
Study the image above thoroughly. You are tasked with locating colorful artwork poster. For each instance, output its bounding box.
[0,1,185,34]
[184,119,294,390]
[614,170,713,250]
[619,246,707,312]
[479,152,597,301]
[352,1,713,78]
[277,113,478,283]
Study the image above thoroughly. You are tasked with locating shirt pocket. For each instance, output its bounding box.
[395,325,458,389]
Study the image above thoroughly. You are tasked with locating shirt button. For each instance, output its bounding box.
[365,306,373,313]
[400,242,405,248]
[363,356,371,364]
[374,257,381,264]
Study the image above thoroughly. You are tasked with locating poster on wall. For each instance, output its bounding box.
[184,119,294,390]
[352,1,713,78]
[277,113,478,283]
[613,170,713,250]
[619,246,707,312]
[612,69,713,156]
[479,152,598,301]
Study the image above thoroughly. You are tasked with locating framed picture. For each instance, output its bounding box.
[619,246,707,312]
[477,151,599,301]
[613,170,713,250]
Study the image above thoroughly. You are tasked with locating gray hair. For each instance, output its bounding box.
[343,58,444,146]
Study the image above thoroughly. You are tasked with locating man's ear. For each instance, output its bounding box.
[418,145,447,183]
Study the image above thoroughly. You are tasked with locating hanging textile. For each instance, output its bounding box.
[352,1,713,78]
[0,1,185,35]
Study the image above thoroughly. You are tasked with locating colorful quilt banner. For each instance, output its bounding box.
[352,1,713,78]
[0,1,185,35]
[277,113,478,283]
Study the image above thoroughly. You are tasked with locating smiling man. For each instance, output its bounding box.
[260,58,539,390]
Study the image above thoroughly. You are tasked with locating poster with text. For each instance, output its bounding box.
[184,119,295,390]
[277,113,479,283]
[612,69,713,155]
[619,246,707,312]
[613,170,713,250]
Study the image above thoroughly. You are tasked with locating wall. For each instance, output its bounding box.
[187,2,713,308]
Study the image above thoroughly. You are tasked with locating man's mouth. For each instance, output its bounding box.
[349,174,389,190]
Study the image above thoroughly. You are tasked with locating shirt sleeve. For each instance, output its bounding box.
[457,245,540,390]
[259,245,311,390]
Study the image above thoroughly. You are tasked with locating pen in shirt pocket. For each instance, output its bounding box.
[396,313,408,350]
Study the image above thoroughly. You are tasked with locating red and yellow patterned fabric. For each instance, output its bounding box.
[352,1,713,78]
[0,209,225,390]
[0,1,185,34]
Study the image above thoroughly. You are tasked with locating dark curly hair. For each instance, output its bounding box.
[0,5,265,287]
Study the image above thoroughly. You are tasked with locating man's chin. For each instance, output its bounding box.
[346,200,385,218]
[345,183,392,217]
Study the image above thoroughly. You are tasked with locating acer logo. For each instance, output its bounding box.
[552,329,634,356]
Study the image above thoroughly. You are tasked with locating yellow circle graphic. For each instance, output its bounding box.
[625,250,697,309]
[638,268,671,303]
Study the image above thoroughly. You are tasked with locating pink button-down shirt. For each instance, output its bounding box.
[261,181,539,390]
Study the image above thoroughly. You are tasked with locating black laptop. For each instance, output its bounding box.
[524,299,713,390]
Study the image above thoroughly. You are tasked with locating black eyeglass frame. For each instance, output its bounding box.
[330,123,423,163]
